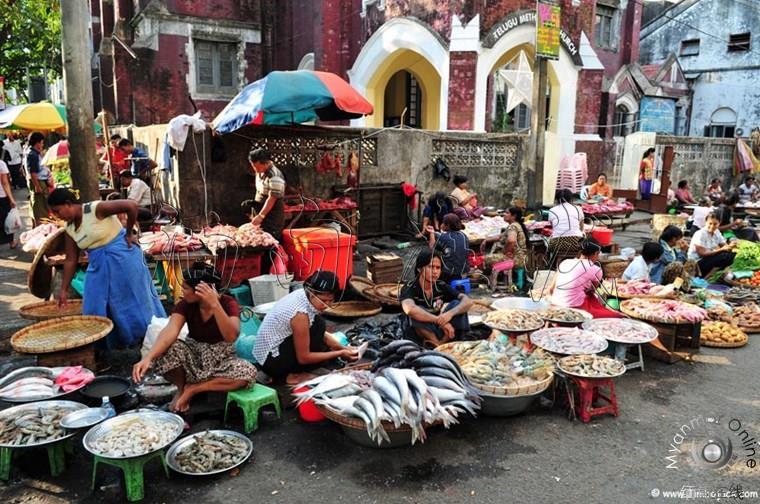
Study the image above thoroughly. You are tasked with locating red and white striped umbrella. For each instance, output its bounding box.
[41,140,70,167]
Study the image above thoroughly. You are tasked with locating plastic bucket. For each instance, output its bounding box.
[293,386,326,422]
[591,227,614,246]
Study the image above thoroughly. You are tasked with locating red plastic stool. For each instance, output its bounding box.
[490,260,514,292]
[570,376,619,423]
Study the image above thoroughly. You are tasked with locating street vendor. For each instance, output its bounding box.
[548,189,584,261]
[675,180,697,206]
[248,147,285,241]
[119,170,153,220]
[119,139,157,179]
[254,271,358,383]
[548,239,622,319]
[714,192,759,242]
[650,225,692,285]
[418,191,454,238]
[132,262,258,413]
[482,207,528,290]
[588,173,613,199]
[48,188,165,347]
[450,175,484,220]
[401,250,473,347]
[705,178,723,203]
[737,176,758,204]
[688,213,737,278]
[639,148,655,200]
[429,213,470,283]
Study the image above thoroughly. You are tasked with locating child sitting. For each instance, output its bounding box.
[622,242,664,282]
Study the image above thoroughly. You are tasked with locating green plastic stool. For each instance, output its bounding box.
[515,268,526,290]
[224,384,281,433]
[0,438,72,481]
[91,450,169,502]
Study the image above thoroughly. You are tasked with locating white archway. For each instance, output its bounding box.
[348,17,449,129]
[474,23,579,140]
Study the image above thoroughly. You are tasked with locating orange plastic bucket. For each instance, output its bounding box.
[591,227,614,247]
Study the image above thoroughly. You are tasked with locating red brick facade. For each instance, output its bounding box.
[447,52,478,130]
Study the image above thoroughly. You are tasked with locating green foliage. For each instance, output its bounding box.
[0,0,62,101]
[732,240,760,272]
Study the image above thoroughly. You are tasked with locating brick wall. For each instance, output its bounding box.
[447,52,478,130]
[575,70,604,135]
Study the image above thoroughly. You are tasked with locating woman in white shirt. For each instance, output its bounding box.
[687,214,737,278]
[548,189,585,261]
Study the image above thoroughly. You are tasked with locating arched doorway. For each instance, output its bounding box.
[348,18,448,129]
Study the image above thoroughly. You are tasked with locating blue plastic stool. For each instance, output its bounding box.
[515,268,525,290]
[450,278,471,294]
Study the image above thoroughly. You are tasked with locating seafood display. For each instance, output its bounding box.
[86,413,184,458]
[726,287,760,304]
[732,303,760,332]
[170,431,251,475]
[462,216,506,241]
[620,299,707,324]
[540,307,590,324]
[295,342,481,445]
[0,401,85,447]
[700,321,748,346]
[706,304,733,322]
[530,328,608,355]
[581,319,659,344]
[19,223,60,253]
[558,355,626,378]
[483,309,545,333]
[437,340,554,390]
[199,225,239,254]
[602,280,676,298]
[0,366,94,402]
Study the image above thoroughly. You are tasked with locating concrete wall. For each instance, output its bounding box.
[639,0,760,136]
[654,135,740,195]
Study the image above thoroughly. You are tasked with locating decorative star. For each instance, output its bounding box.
[496,50,533,113]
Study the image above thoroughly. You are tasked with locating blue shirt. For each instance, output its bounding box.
[650,239,687,284]
[433,231,470,280]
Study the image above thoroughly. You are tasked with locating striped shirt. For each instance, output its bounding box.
[255,164,286,203]
[253,289,319,364]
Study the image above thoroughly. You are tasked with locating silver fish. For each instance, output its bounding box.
[372,376,401,406]
[0,367,54,389]
[381,368,410,419]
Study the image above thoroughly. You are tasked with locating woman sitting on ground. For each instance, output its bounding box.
[401,250,473,347]
[588,173,613,199]
[132,262,257,412]
[650,225,693,285]
[548,239,622,319]
[418,191,454,239]
[548,189,585,262]
[482,207,528,289]
[687,213,737,278]
[429,213,470,283]
[450,175,485,220]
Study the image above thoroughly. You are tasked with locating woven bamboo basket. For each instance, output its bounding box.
[349,276,375,299]
[19,300,83,321]
[600,282,677,300]
[700,335,748,348]
[316,403,415,433]
[724,278,760,289]
[366,284,402,307]
[619,299,704,324]
[599,258,632,279]
[323,301,382,318]
[11,316,113,354]
[739,325,760,335]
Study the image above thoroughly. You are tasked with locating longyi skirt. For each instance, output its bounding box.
[154,338,258,385]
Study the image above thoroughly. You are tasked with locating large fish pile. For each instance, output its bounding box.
[438,340,554,388]
[295,343,481,445]
[540,308,587,323]
[174,431,249,473]
[91,418,181,458]
[530,328,608,355]
[0,405,72,446]
[344,318,408,361]
[0,366,95,401]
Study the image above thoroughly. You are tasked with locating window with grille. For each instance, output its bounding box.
[728,33,750,52]
[194,40,238,95]
[680,39,700,56]
[594,4,616,49]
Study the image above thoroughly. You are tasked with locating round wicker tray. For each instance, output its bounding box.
[19,300,83,321]
[323,301,382,318]
[349,276,375,300]
[366,283,402,307]
[739,325,760,334]
[28,228,65,299]
[600,281,677,300]
[599,258,631,279]
[470,372,554,397]
[11,316,113,354]
[700,335,748,348]
[316,403,414,433]
[619,299,705,325]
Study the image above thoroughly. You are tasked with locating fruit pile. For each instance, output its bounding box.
[700,321,747,346]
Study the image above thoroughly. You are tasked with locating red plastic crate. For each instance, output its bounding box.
[217,253,262,287]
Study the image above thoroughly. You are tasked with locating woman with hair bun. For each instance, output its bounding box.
[47,188,165,348]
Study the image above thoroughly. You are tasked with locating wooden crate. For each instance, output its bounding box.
[366,253,403,284]
[644,321,701,364]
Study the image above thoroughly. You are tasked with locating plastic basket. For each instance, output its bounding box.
[249,274,293,306]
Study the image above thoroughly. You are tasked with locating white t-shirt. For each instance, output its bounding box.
[688,228,726,261]
[2,140,23,165]
[738,184,757,203]
[127,178,152,207]
[692,206,711,229]
[549,202,584,239]
[0,160,9,198]
[622,255,650,282]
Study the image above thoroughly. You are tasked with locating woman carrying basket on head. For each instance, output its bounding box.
[48,188,165,348]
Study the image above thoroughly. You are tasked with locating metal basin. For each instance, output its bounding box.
[479,391,542,417]
[165,430,253,476]
[491,298,550,312]
[0,400,87,449]
[60,407,110,429]
[83,410,184,459]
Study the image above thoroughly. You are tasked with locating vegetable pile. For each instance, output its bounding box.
[700,321,747,346]
[732,241,760,272]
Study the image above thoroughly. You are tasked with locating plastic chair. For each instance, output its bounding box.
[91,450,169,502]
[224,384,281,433]
[450,278,471,294]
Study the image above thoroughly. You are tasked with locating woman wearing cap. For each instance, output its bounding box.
[254,271,358,382]
[248,148,286,241]
[450,175,484,220]
[132,263,257,412]
[401,250,473,347]
[48,188,165,348]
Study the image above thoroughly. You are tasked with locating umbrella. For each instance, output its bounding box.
[212,70,373,134]
[41,140,70,167]
[0,102,104,134]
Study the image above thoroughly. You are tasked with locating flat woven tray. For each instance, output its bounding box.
[700,335,748,348]
[600,282,676,300]
[19,300,83,321]
[470,372,554,397]
[366,283,402,306]
[349,276,375,300]
[619,300,703,325]
[724,278,760,289]
[316,403,414,433]
[323,301,382,318]
[739,325,760,334]
[11,316,113,354]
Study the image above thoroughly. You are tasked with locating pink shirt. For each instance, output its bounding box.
[550,258,603,308]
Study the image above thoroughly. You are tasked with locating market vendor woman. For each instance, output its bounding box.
[254,271,358,383]
[48,188,165,348]
[132,263,257,412]
[248,148,285,241]
[401,250,473,347]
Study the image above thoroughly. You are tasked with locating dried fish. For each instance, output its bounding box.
[558,355,625,378]
[530,328,608,355]
[540,308,588,323]
[483,309,545,332]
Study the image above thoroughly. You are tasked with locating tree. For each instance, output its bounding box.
[0,0,62,102]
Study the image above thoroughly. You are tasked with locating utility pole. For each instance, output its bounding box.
[60,0,99,202]
[528,58,548,208]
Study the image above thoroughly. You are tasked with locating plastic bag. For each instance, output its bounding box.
[234,312,261,363]
[4,208,21,235]
[141,316,188,358]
